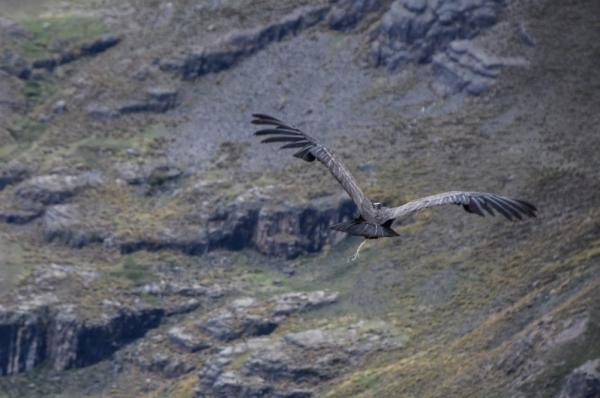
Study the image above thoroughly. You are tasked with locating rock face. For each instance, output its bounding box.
[196,320,403,398]
[0,162,29,191]
[271,291,339,317]
[115,161,182,186]
[0,300,164,375]
[0,17,29,38]
[14,173,102,206]
[48,306,164,370]
[198,298,279,342]
[327,0,383,31]
[0,50,31,80]
[42,204,107,247]
[160,5,329,79]
[87,87,179,119]
[0,306,48,375]
[116,195,354,259]
[127,291,340,382]
[370,0,503,70]
[197,292,339,342]
[0,207,43,224]
[31,34,121,72]
[117,87,179,115]
[253,197,355,258]
[433,40,528,95]
[168,326,212,353]
[558,359,600,398]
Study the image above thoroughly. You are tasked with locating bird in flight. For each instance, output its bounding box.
[252,114,537,261]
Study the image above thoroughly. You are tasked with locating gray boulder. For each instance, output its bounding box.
[196,291,338,343]
[116,161,182,186]
[0,161,29,191]
[558,359,600,398]
[209,371,272,398]
[433,40,528,95]
[42,204,107,247]
[136,350,196,378]
[198,299,279,342]
[167,326,211,353]
[271,291,339,317]
[0,17,29,38]
[0,207,43,224]
[15,172,102,205]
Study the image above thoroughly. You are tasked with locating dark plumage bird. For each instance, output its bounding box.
[252,114,537,260]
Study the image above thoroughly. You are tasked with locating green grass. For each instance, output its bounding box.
[20,15,106,60]
[5,116,46,146]
[112,254,155,286]
[23,78,56,105]
[0,235,31,293]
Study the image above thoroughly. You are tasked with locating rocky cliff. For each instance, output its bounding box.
[0,0,599,397]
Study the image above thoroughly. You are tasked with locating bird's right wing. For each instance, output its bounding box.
[383,191,537,222]
[252,114,374,218]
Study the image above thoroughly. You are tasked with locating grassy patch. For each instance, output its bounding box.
[23,78,56,106]
[111,254,155,286]
[20,15,106,61]
[0,235,32,293]
[5,117,46,153]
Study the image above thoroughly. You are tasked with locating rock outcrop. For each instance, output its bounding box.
[370,0,503,70]
[0,299,163,375]
[0,305,48,375]
[31,34,121,72]
[0,207,43,224]
[129,290,340,381]
[0,50,31,80]
[14,172,103,206]
[114,195,354,259]
[196,320,403,398]
[327,0,383,31]
[558,359,600,398]
[47,305,164,370]
[42,204,107,248]
[115,161,182,186]
[160,5,329,79]
[0,17,29,39]
[87,87,179,120]
[252,196,355,258]
[0,161,29,191]
[196,292,339,342]
[432,40,528,95]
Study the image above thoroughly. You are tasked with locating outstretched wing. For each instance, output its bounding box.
[383,191,537,222]
[252,114,374,218]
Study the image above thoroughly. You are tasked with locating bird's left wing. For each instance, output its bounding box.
[252,114,374,218]
[383,191,537,222]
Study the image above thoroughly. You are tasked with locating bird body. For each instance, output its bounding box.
[252,114,537,250]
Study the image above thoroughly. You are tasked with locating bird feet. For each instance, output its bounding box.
[348,239,368,262]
